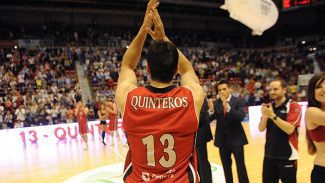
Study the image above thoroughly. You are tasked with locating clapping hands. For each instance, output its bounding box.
[142,0,159,30]
[142,0,167,41]
[261,103,275,119]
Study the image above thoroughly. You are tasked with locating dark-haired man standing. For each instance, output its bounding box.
[115,1,204,182]
[209,80,249,183]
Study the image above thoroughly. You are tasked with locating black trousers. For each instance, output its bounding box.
[196,143,212,183]
[219,145,249,183]
[311,165,325,183]
[262,157,297,183]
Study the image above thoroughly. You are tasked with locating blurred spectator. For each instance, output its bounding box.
[15,105,25,128]
[4,110,13,128]
[66,106,75,123]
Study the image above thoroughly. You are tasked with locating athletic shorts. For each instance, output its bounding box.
[100,120,107,125]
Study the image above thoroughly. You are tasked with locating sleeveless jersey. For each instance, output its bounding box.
[308,126,325,142]
[108,112,117,131]
[77,110,88,135]
[123,85,199,183]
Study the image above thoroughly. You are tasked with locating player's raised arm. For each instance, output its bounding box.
[146,8,204,120]
[116,0,159,115]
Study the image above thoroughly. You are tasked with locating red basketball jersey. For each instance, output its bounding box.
[108,112,117,131]
[77,111,87,135]
[123,85,199,183]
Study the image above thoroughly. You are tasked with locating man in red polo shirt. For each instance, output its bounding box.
[259,79,302,183]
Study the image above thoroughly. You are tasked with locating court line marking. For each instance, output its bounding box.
[107,144,126,161]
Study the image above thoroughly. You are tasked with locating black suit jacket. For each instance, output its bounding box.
[196,100,213,145]
[211,96,248,148]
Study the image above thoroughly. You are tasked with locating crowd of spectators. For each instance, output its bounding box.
[184,45,314,105]
[0,47,81,129]
[0,25,323,129]
[84,43,315,108]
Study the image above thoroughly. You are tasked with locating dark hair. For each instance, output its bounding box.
[307,72,325,108]
[217,80,230,88]
[147,41,179,83]
[269,79,287,88]
[306,72,325,155]
[216,80,230,93]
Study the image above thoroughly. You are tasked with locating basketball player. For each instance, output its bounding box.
[305,72,325,183]
[115,0,204,182]
[107,98,118,145]
[75,101,89,150]
[98,102,109,145]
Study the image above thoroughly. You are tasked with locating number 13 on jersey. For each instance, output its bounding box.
[142,134,177,168]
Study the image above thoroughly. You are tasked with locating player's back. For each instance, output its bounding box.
[123,85,199,183]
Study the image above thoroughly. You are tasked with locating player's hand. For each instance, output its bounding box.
[145,0,159,16]
[146,8,166,41]
[142,0,159,30]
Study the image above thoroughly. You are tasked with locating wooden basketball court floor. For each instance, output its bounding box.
[0,123,314,183]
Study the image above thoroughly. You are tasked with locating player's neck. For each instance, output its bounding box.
[149,80,173,88]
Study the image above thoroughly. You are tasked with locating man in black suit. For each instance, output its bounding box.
[208,80,249,183]
[196,99,213,183]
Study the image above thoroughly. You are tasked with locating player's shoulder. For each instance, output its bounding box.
[116,82,137,97]
[115,82,137,113]
[182,83,204,110]
[182,82,204,97]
